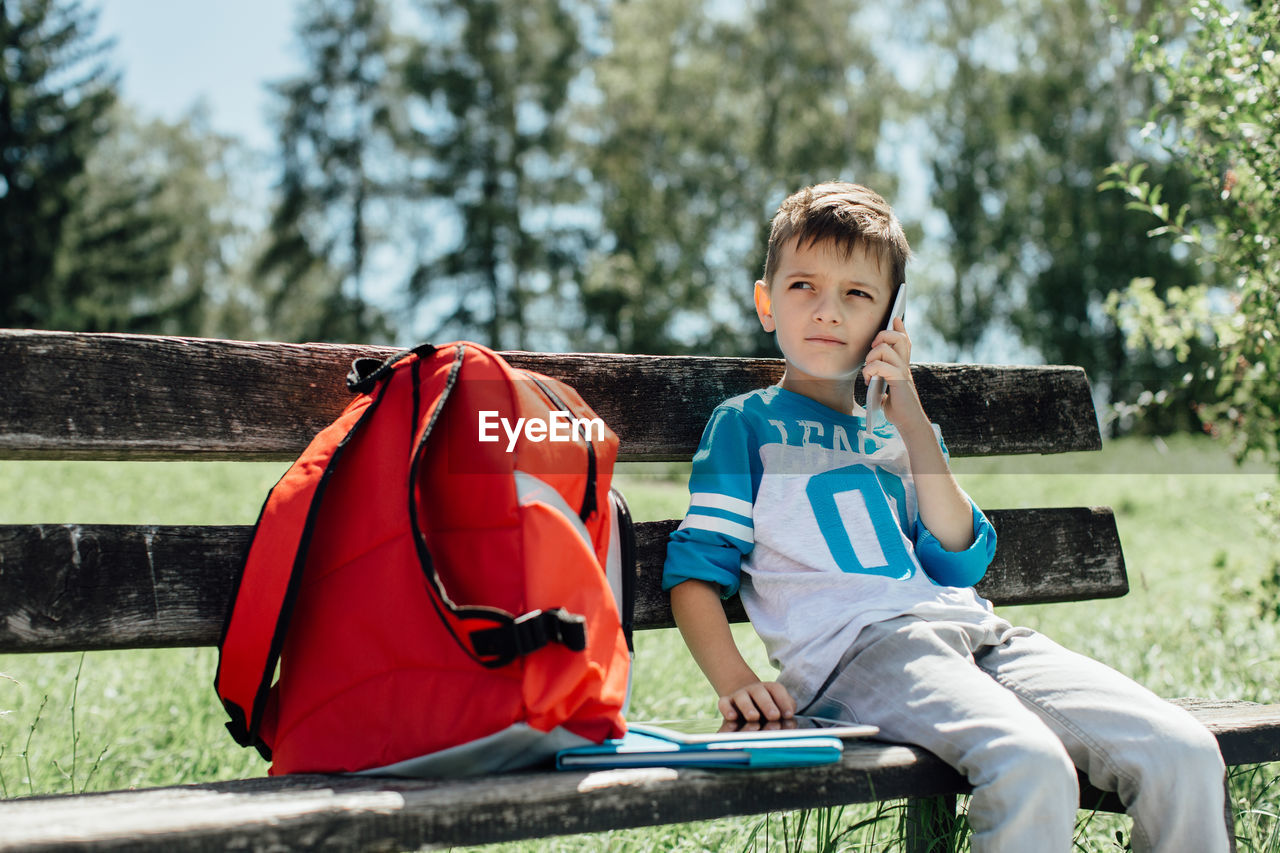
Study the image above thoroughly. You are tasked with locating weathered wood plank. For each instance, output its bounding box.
[0,742,958,852]
[0,701,1275,853]
[0,524,242,653]
[0,507,1124,653]
[1174,698,1280,766]
[0,330,1100,461]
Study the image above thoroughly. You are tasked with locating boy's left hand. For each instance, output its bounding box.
[863,317,926,429]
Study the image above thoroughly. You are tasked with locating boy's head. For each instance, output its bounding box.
[762,182,910,291]
[754,182,912,410]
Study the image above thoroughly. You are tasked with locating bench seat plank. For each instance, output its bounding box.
[0,507,1124,653]
[0,330,1100,462]
[1,701,1275,853]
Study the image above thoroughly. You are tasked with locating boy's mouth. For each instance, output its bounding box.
[805,335,845,346]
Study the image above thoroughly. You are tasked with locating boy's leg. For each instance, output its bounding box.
[975,623,1229,853]
[803,615,1080,853]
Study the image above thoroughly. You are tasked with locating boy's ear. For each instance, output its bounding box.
[754,280,775,333]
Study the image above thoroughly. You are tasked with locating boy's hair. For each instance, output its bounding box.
[763,182,911,288]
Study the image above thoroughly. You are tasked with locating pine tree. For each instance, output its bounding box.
[399,0,593,350]
[580,0,896,355]
[257,0,397,344]
[0,0,117,327]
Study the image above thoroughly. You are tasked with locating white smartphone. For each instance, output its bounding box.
[864,282,908,426]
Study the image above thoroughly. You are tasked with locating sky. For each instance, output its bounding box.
[95,0,300,154]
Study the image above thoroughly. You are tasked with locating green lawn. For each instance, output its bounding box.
[2,434,1279,850]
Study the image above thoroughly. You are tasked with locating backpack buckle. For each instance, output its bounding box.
[469,608,587,668]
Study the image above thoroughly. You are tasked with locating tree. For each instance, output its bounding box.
[46,103,255,335]
[398,0,594,351]
[734,0,901,357]
[576,0,740,354]
[257,0,398,344]
[922,0,1209,430]
[135,108,254,340]
[1104,0,1279,465]
[0,1,239,336]
[1,0,117,327]
[579,0,898,356]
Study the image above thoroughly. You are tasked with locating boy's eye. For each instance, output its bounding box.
[789,281,814,291]
[846,289,871,299]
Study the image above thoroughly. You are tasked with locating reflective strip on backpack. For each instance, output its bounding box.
[513,470,593,554]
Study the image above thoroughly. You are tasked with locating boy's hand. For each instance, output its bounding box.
[669,580,796,725]
[863,316,926,429]
[719,680,796,723]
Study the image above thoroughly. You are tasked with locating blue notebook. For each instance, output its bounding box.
[555,726,845,770]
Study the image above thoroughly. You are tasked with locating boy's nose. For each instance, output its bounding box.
[811,295,841,324]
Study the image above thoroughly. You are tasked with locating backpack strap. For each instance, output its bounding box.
[215,345,432,759]
[468,608,588,664]
[406,346,591,670]
[347,343,438,393]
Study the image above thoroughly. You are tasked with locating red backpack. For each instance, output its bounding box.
[215,342,633,776]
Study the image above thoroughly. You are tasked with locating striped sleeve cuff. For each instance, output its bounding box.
[679,492,754,547]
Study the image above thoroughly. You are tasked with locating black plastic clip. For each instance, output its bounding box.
[469,608,587,667]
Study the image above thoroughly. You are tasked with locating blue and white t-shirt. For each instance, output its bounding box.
[663,385,999,706]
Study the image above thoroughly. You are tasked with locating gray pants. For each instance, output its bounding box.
[801,615,1228,853]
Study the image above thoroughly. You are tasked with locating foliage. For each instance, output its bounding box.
[579,0,899,356]
[573,0,735,355]
[921,0,1210,430]
[255,0,398,344]
[255,0,901,353]
[0,1,258,337]
[399,0,595,351]
[10,0,1270,373]
[1101,0,1279,470]
[1,0,115,326]
[54,104,255,336]
[40,109,183,332]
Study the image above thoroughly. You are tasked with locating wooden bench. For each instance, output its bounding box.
[2,328,1279,852]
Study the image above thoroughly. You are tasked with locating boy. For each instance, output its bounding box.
[662,181,1228,852]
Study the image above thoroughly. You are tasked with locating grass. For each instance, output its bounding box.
[2,434,1279,850]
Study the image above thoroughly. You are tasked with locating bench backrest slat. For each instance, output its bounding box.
[0,331,1100,461]
[0,507,1125,654]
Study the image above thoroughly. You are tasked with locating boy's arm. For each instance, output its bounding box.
[669,579,796,722]
[899,429,996,588]
[664,404,793,721]
[898,421,975,553]
[866,317,975,552]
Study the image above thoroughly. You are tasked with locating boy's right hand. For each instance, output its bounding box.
[719,680,796,723]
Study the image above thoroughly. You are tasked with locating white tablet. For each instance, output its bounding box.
[630,715,878,744]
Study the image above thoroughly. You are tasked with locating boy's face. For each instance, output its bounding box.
[754,236,895,406]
